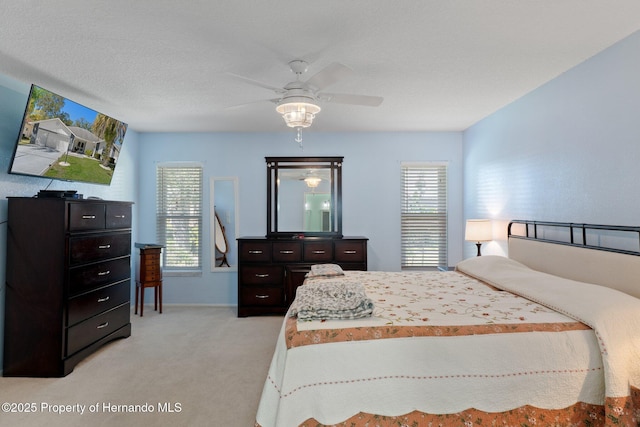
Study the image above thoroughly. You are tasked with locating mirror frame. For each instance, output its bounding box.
[266,156,343,238]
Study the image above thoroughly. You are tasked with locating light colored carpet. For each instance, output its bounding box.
[0,306,284,427]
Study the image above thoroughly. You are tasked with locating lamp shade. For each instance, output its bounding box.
[465,219,492,242]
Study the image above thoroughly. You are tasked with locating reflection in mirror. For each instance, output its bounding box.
[214,211,229,267]
[304,193,331,232]
[210,177,239,270]
[277,171,331,231]
[267,157,342,237]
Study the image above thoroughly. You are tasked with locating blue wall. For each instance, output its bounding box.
[136,131,465,306]
[463,30,640,257]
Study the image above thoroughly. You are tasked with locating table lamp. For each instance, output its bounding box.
[465,219,492,256]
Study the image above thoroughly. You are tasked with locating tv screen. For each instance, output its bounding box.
[8,84,128,186]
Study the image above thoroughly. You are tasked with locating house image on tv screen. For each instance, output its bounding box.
[8,84,128,185]
[24,118,119,162]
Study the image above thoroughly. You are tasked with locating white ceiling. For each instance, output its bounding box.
[1,1,639,133]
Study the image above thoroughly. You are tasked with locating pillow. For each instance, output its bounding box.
[306,263,345,279]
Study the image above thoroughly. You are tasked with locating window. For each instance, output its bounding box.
[156,163,203,274]
[401,162,448,269]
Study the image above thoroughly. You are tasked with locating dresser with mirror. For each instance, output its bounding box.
[237,157,368,317]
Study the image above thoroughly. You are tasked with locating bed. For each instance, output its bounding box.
[255,221,640,427]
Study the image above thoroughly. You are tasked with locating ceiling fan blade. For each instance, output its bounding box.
[223,98,281,110]
[226,72,285,94]
[318,93,383,107]
[305,62,353,91]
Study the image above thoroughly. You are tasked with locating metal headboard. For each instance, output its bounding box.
[507,220,640,257]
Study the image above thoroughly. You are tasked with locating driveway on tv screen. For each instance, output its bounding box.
[11,144,64,176]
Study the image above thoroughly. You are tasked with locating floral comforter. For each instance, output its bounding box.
[256,257,640,427]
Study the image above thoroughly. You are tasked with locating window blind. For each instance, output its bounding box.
[401,163,448,269]
[156,164,203,271]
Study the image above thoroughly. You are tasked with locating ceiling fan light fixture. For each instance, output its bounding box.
[276,98,321,128]
[304,177,321,188]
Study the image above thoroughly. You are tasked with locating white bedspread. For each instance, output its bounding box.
[254,257,640,427]
[457,255,640,400]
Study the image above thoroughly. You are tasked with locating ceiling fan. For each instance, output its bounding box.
[228,60,384,135]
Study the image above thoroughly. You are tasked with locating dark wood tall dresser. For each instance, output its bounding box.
[237,236,368,317]
[3,197,133,377]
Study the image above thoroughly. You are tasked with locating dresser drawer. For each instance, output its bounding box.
[140,266,162,282]
[69,256,131,294]
[334,240,367,263]
[141,249,162,260]
[273,241,302,262]
[68,281,130,326]
[69,203,105,231]
[66,303,129,356]
[69,232,131,265]
[304,241,333,262]
[239,242,272,262]
[240,265,283,285]
[106,204,132,229]
[240,286,284,306]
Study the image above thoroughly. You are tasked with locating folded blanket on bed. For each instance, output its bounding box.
[306,263,345,279]
[290,281,374,321]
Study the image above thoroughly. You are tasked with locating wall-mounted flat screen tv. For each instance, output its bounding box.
[8,84,128,186]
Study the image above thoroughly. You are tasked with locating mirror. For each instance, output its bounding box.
[267,157,343,238]
[210,177,239,271]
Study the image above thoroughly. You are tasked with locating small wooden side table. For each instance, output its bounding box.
[135,243,163,316]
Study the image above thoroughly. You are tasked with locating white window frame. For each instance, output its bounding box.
[401,162,448,269]
[156,162,203,276]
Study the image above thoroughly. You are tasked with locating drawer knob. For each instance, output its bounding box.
[114,214,126,218]
[255,273,270,278]
[279,250,294,254]
[255,295,270,299]
[97,270,111,276]
[97,321,109,329]
[98,244,112,249]
[344,250,357,254]
[97,296,110,303]
[248,250,263,254]
[313,250,325,254]
[82,215,96,219]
